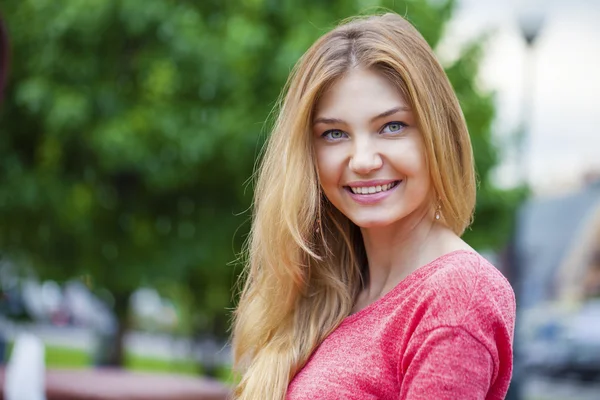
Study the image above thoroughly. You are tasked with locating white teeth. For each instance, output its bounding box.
[349,182,397,195]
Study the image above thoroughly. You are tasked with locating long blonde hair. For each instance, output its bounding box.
[232,13,476,399]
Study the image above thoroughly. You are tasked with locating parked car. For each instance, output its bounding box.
[523,299,600,381]
[561,299,600,381]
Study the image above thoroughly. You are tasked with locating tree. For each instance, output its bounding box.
[0,0,521,366]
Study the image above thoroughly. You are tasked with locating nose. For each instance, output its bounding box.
[348,137,383,175]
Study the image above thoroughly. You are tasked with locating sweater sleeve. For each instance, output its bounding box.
[399,326,494,400]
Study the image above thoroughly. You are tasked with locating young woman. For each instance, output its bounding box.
[232,13,516,400]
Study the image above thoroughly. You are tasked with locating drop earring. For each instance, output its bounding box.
[434,202,441,221]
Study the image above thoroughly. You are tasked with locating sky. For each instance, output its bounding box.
[438,0,600,195]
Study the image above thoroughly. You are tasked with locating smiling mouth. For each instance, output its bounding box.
[345,180,401,195]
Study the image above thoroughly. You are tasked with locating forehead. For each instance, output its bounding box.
[314,68,408,119]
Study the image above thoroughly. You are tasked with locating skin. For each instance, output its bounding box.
[312,67,472,313]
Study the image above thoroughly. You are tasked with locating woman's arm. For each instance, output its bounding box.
[400,325,503,399]
[400,326,512,400]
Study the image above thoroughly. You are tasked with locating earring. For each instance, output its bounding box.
[316,216,321,233]
[434,202,442,221]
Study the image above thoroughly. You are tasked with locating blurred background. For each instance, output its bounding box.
[0,0,599,399]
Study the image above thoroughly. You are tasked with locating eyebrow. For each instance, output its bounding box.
[312,106,411,126]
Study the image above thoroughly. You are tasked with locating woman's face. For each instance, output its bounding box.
[312,67,432,228]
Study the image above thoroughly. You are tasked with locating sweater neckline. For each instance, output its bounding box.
[341,249,478,325]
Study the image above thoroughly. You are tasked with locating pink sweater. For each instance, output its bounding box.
[286,250,515,400]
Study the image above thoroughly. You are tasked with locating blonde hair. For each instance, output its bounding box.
[232,13,476,399]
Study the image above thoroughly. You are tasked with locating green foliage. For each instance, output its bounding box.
[442,38,525,249]
[126,353,200,376]
[0,0,520,340]
[45,345,91,369]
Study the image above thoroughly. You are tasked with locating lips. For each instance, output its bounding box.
[346,181,400,195]
[344,180,403,205]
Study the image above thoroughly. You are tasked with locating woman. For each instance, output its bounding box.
[232,13,515,400]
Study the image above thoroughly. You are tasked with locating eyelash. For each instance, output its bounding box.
[321,121,408,140]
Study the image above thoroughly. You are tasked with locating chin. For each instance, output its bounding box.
[348,214,398,229]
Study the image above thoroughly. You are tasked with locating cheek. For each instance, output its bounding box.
[315,147,345,187]
[389,140,427,177]
[405,143,431,197]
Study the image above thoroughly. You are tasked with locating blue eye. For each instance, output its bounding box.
[322,130,347,140]
[381,122,407,134]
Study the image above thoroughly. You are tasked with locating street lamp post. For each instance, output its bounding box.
[517,11,544,187]
[509,12,545,400]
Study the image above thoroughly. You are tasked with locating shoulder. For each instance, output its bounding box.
[399,251,515,394]
[430,250,514,299]
[426,250,507,284]
[412,250,516,335]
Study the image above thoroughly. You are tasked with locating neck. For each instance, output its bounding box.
[358,206,462,303]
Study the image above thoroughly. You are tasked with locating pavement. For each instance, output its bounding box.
[523,375,600,400]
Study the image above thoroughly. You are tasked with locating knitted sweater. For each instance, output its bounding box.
[286,250,516,400]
